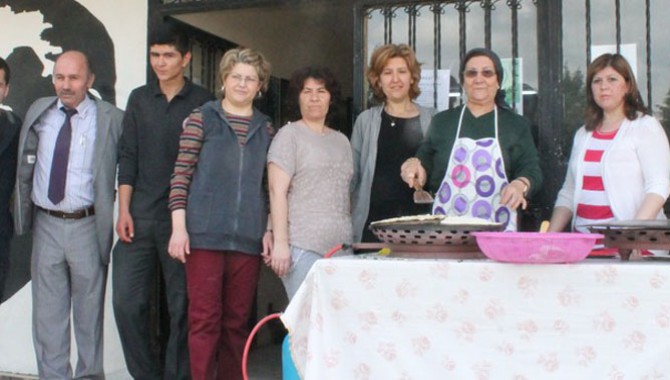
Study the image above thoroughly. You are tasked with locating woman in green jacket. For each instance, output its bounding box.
[401,48,542,231]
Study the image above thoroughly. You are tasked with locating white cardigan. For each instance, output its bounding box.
[555,114,670,229]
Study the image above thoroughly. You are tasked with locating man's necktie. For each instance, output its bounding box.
[48,107,78,205]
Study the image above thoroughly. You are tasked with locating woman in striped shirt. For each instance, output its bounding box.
[167,47,274,380]
[549,53,670,256]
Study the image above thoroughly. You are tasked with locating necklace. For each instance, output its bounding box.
[385,110,400,127]
[385,102,418,128]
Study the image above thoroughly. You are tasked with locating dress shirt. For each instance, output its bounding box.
[32,96,97,212]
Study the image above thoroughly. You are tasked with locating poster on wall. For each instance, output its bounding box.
[416,69,451,111]
[501,58,523,114]
[0,0,146,377]
[591,43,637,79]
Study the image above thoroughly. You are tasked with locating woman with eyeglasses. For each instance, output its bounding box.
[548,54,669,256]
[351,44,435,242]
[167,47,274,380]
[400,48,542,230]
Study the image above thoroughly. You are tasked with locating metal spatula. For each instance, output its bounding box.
[413,184,434,204]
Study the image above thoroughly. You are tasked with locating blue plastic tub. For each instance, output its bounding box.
[282,334,300,380]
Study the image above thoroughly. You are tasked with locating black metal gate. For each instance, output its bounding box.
[353,0,666,226]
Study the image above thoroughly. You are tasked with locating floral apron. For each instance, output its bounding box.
[432,106,516,231]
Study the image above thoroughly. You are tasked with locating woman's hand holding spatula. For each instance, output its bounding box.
[400,158,434,204]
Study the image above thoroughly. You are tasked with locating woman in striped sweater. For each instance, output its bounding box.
[167,47,274,380]
[549,53,670,256]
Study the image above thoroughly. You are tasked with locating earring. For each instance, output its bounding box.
[221,85,225,93]
[257,90,262,98]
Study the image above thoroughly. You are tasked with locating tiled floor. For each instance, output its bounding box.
[0,342,283,380]
[1,237,287,380]
[248,342,283,379]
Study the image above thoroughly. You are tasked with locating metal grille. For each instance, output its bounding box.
[155,0,663,224]
[356,0,656,112]
[357,0,537,114]
[583,0,654,114]
[353,0,661,226]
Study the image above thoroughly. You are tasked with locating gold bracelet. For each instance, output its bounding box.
[513,178,529,196]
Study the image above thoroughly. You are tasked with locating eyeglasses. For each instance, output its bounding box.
[463,69,497,79]
[229,74,259,85]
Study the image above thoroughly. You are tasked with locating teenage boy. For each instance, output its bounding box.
[112,22,214,379]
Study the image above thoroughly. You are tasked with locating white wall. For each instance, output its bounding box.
[77,0,147,112]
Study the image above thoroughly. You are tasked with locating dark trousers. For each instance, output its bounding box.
[186,249,260,380]
[0,233,9,303]
[112,218,189,380]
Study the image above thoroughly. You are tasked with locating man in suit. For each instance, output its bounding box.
[14,50,123,379]
[0,57,20,303]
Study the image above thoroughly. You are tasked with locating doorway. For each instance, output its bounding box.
[156,2,359,353]
[168,1,356,133]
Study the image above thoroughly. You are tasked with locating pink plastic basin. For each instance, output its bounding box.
[472,232,604,264]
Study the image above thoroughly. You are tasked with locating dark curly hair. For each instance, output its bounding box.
[287,66,343,129]
[585,53,647,131]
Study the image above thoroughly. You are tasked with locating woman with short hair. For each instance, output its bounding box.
[401,48,542,231]
[168,47,274,380]
[351,43,435,242]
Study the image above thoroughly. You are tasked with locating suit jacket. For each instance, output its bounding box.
[14,96,124,264]
[0,110,20,239]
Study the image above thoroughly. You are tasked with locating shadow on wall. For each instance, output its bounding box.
[0,0,117,303]
[1,235,30,303]
[0,0,117,119]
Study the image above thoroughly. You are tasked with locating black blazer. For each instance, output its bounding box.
[0,109,20,238]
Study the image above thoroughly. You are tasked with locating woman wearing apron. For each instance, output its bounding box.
[400,48,542,231]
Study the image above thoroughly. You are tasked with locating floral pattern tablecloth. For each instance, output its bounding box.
[281,256,670,379]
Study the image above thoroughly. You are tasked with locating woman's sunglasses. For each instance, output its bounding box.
[463,69,496,79]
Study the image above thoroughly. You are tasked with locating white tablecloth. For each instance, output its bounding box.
[281,256,670,379]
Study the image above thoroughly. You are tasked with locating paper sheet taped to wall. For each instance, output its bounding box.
[416,69,451,111]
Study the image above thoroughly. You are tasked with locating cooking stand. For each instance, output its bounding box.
[588,220,670,261]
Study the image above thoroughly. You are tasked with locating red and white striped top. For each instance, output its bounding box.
[574,129,619,234]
